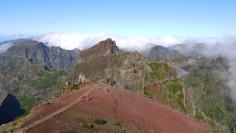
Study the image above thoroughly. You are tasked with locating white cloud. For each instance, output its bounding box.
[35,33,184,51]
[0,42,14,54]
[174,36,236,105]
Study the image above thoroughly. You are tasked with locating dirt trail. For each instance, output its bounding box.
[19,83,210,133]
[16,87,96,133]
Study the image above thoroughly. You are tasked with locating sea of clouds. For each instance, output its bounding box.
[35,33,185,52]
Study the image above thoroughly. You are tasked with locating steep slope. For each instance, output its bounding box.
[69,39,188,114]
[148,44,236,132]
[19,83,209,133]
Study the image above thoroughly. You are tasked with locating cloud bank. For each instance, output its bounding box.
[35,33,185,52]
[173,36,236,105]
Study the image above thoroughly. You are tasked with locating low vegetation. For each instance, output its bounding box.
[149,62,172,80]
[143,88,153,98]
[81,123,94,129]
[71,84,80,90]
[32,70,66,89]
[94,118,107,125]
[18,95,35,111]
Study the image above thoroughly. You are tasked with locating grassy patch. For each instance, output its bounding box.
[170,81,183,94]
[160,80,186,113]
[81,123,94,129]
[149,62,172,80]
[74,64,80,71]
[32,70,65,89]
[19,96,35,111]
[177,93,186,112]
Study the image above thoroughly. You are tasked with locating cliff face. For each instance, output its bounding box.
[0,39,79,107]
[0,39,80,70]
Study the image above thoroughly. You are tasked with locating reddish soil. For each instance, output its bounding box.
[22,83,210,133]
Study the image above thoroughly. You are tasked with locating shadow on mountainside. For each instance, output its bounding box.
[0,93,25,125]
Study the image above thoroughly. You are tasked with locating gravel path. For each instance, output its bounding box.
[16,87,96,133]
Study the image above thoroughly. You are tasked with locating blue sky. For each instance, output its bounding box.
[0,0,236,38]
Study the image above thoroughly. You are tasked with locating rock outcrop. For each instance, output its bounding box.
[79,38,119,62]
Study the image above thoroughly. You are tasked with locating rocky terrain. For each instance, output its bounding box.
[0,39,80,70]
[0,38,235,132]
[149,44,236,132]
[0,39,79,113]
[70,39,187,114]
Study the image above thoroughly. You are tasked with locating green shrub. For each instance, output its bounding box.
[71,84,80,90]
[144,88,152,98]
[94,118,107,125]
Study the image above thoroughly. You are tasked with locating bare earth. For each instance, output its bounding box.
[19,83,210,133]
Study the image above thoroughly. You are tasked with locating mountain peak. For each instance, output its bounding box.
[102,38,114,43]
[92,38,119,54]
[80,38,119,60]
